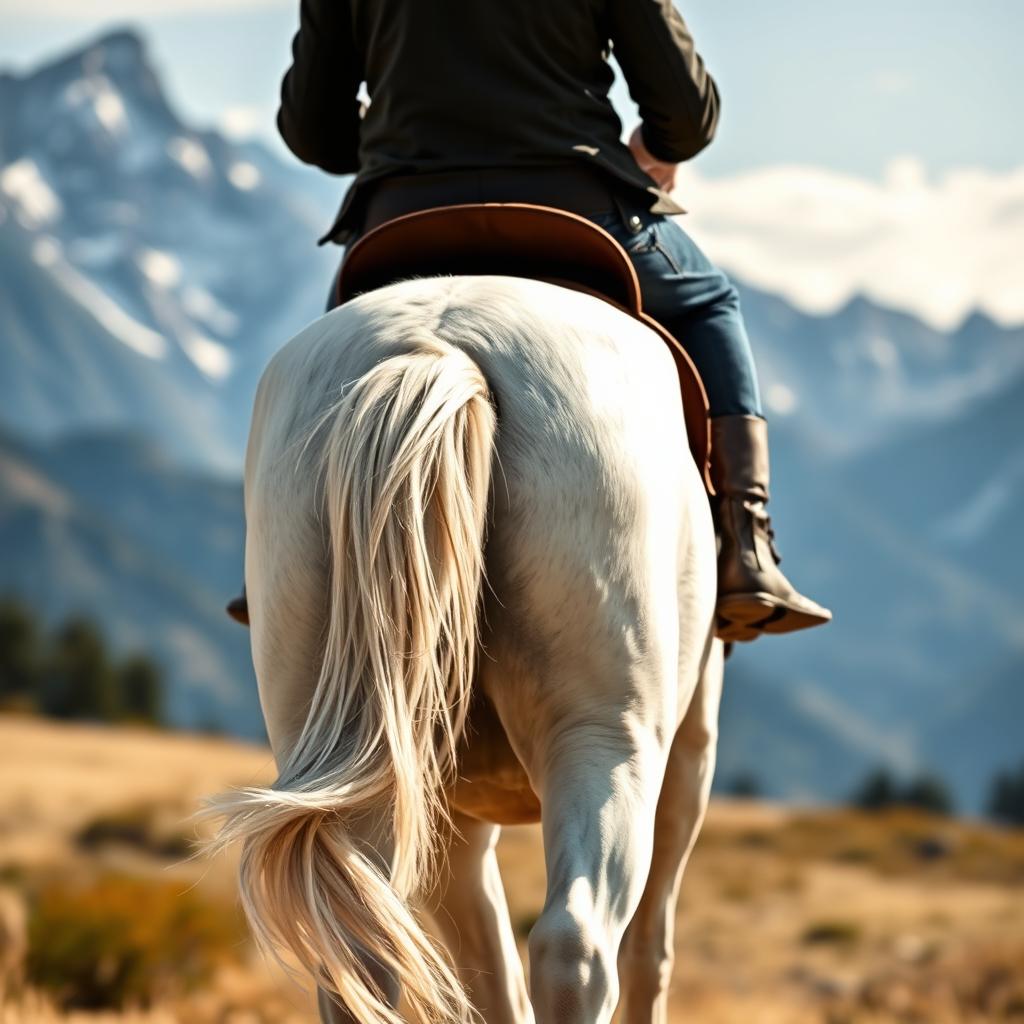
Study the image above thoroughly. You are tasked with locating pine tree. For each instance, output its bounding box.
[724,770,762,798]
[0,597,43,705]
[850,767,898,810]
[988,761,1024,826]
[42,619,118,721]
[116,655,164,725]
[902,773,954,816]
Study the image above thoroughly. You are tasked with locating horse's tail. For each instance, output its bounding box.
[201,334,496,1024]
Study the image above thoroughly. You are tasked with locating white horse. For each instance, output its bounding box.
[202,271,723,1024]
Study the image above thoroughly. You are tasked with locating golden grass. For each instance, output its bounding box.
[0,713,273,873]
[1,713,1022,1022]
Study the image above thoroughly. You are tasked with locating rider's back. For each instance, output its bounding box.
[279,0,720,245]
[356,0,620,171]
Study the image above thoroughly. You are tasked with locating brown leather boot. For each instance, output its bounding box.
[711,415,831,642]
[226,585,249,627]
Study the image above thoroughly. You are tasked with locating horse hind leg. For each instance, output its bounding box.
[616,639,725,1024]
[526,691,673,1024]
[420,810,534,1024]
[485,586,680,1024]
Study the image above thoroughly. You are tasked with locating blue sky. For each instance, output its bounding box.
[1,0,1021,326]
[1,0,1019,179]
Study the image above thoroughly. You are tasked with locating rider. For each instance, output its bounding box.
[228,0,831,641]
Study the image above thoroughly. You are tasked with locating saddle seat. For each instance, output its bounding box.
[337,202,713,492]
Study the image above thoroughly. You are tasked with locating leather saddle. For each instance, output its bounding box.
[336,202,713,492]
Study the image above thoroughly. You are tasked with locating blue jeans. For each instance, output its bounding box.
[326,192,762,418]
[585,194,762,418]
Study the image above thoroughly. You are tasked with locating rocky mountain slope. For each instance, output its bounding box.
[0,28,339,470]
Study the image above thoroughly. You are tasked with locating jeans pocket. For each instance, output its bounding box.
[648,221,685,275]
[585,204,683,272]
[618,219,686,275]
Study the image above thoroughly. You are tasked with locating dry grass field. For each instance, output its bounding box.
[1,713,1021,1023]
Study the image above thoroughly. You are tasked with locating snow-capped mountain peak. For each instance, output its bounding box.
[0,29,339,468]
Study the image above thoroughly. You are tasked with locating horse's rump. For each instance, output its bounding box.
[200,273,708,1024]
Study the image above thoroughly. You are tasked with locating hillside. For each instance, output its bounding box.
[2,715,1022,1023]
[0,429,261,737]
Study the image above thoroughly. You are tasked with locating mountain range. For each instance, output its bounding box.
[1,28,1020,809]
[0,27,340,471]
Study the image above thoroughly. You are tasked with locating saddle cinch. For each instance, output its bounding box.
[336,203,714,493]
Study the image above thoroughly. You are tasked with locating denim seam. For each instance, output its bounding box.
[653,238,684,276]
[626,233,657,256]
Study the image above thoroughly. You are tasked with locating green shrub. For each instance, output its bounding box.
[901,774,954,815]
[26,873,246,1010]
[722,770,763,798]
[850,767,899,810]
[40,619,118,721]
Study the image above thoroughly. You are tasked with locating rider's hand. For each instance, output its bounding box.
[628,124,679,193]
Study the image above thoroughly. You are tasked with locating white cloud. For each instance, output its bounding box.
[672,159,1024,329]
[764,383,797,416]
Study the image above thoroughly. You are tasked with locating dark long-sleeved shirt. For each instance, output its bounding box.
[277,0,720,246]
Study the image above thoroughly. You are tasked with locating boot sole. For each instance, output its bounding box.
[717,593,831,640]
[716,619,763,643]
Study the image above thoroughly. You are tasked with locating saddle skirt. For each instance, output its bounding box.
[336,202,713,493]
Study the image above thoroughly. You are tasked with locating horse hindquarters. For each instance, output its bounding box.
[202,275,717,1024]
[479,390,714,1022]
[201,330,496,1024]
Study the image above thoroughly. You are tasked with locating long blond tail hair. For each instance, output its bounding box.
[199,334,496,1023]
